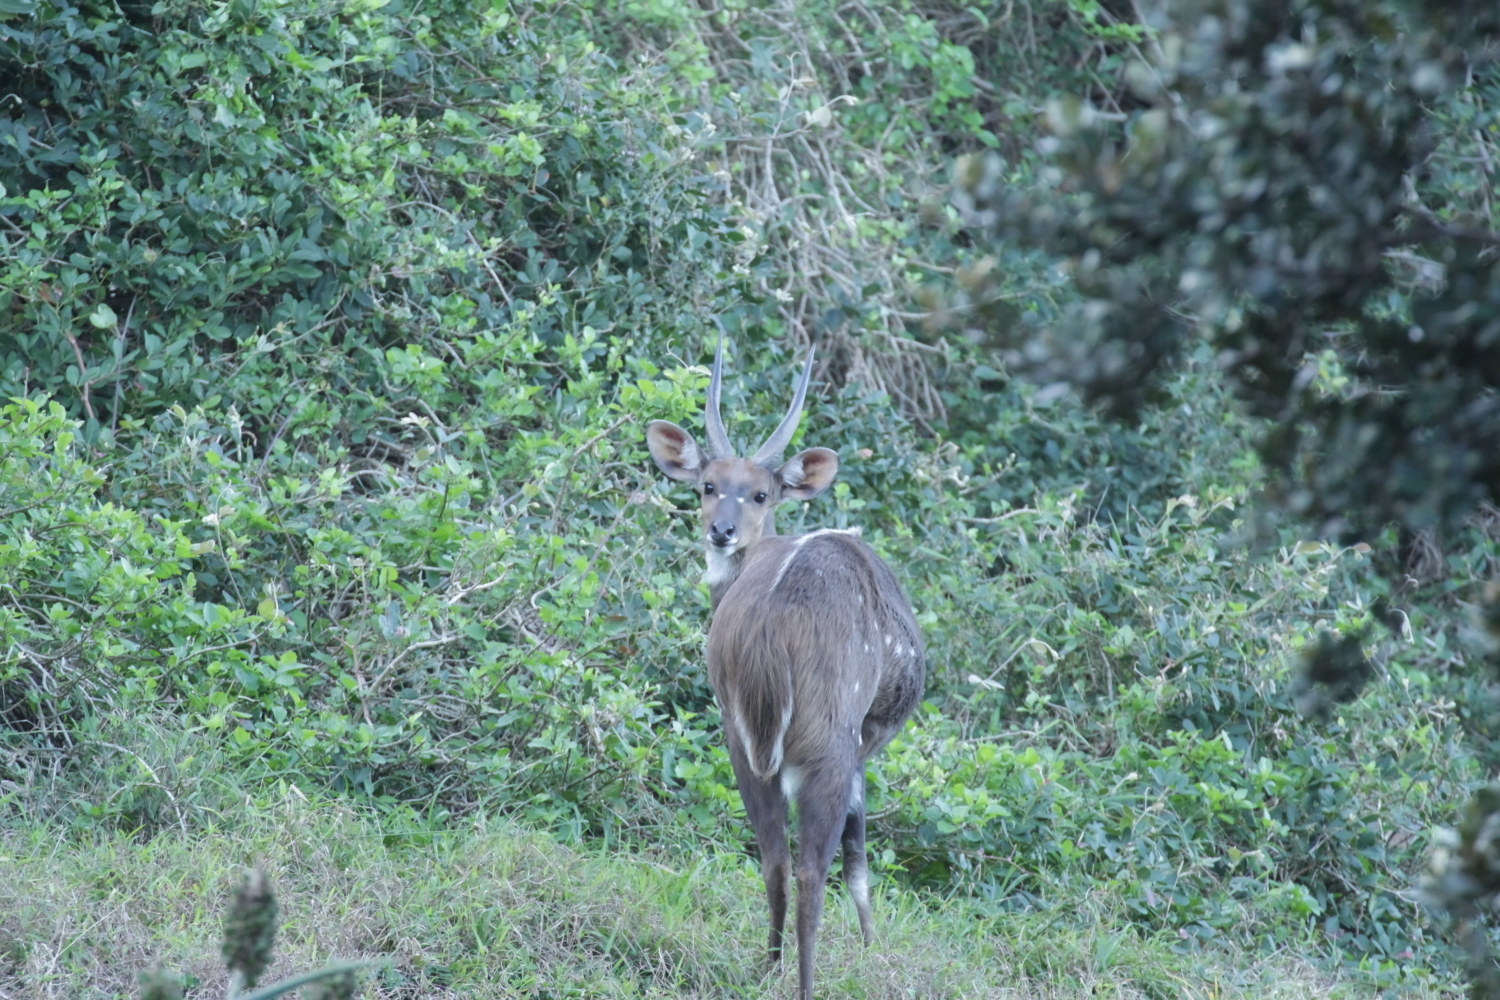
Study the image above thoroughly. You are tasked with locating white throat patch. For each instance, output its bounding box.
[704,546,738,586]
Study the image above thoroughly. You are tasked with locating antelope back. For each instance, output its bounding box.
[708,528,925,782]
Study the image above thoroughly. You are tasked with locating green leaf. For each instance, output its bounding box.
[89,303,118,329]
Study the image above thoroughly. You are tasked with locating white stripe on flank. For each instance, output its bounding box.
[768,533,814,592]
[768,527,862,593]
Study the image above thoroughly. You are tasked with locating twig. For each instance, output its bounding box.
[62,330,96,425]
[365,633,460,697]
[109,295,136,433]
[957,508,1042,524]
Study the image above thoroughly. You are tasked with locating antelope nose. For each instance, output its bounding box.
[709,522,736,547]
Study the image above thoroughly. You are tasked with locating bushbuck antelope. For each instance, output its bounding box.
[646,340,925,1000]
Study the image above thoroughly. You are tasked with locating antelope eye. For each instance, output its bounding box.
[702,483,716,496]
[754,492,768,504]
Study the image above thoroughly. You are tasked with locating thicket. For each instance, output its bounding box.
[945,0,1500,985]
[0,0,1492,992]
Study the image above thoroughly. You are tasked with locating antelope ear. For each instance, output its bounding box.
[778,447,838,500]
[647,420,706,482]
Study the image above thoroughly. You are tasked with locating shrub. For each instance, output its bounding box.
[0,0,1486,983]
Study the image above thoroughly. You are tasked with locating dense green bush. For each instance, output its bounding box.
[0,0,1489,987]
[942,0,1500,983]
[0,0,772,435]
[2,374,1478,981]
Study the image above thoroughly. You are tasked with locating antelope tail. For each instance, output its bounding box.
[730,657,794,781]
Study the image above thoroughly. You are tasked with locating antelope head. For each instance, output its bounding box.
[646,339,839,594]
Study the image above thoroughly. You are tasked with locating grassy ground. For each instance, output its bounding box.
[0,787,1437,1000]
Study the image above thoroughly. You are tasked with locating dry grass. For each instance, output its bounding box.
[0,788,1440,1000]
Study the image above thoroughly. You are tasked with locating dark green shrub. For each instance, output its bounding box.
[0,0,1485,985]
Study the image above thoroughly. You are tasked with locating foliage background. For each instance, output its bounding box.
[1,0,1496,995]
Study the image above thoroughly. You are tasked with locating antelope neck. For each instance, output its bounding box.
[705,510,779,610]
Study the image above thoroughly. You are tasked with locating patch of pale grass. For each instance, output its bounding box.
[0,790,1453,999]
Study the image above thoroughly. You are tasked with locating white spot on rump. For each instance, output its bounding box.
[884,635,892,646]
[780,764,804,800]
[894,643,903,656]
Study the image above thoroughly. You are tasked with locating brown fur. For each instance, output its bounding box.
[710,530,924,779]
[646,345,925,1000]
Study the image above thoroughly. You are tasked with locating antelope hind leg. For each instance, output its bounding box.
[729,746,791,964]
[794,768,854,1000]
[841,770,875,945]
